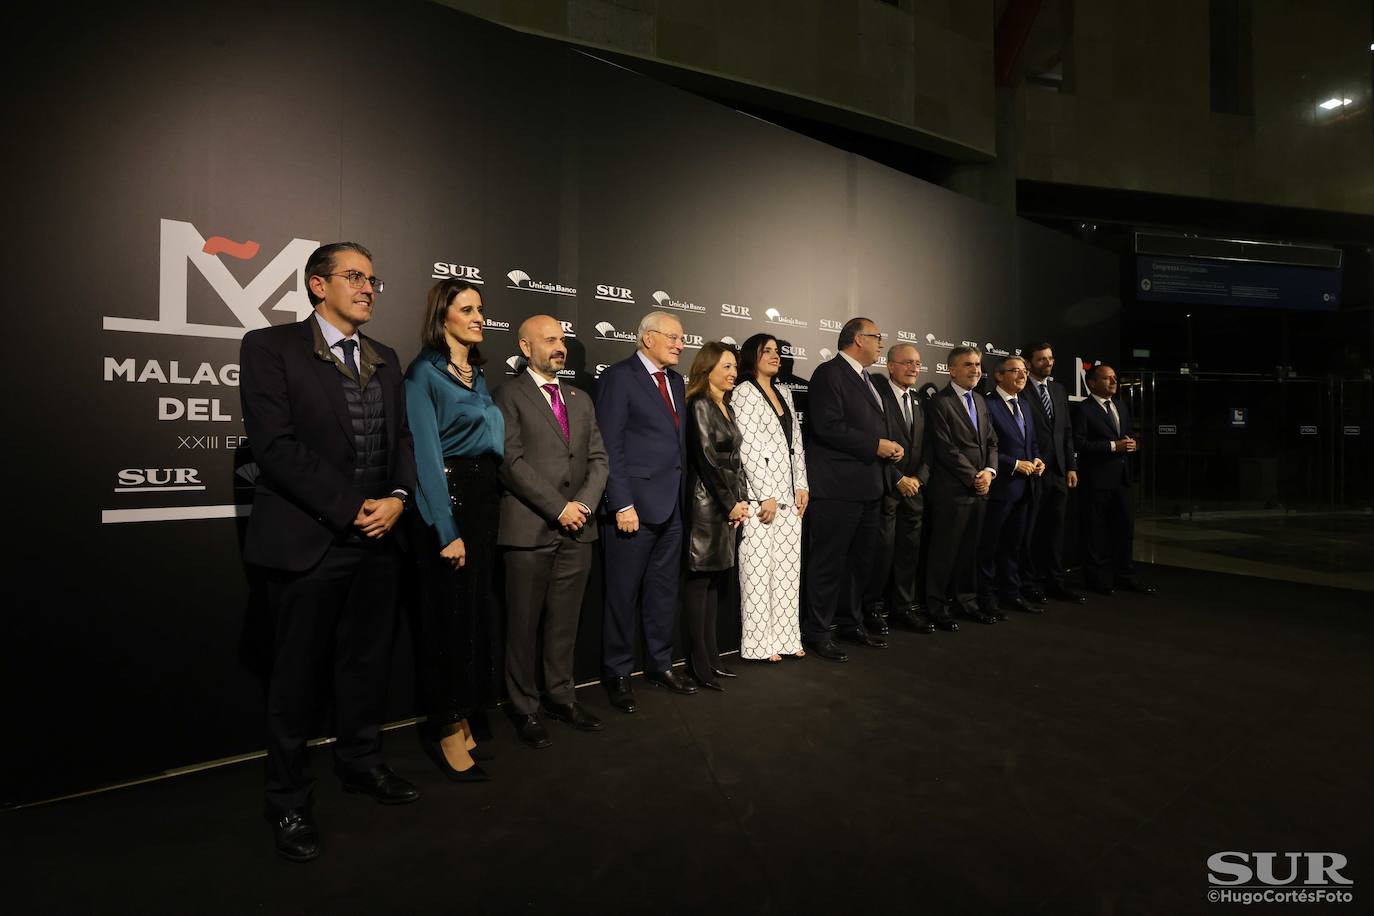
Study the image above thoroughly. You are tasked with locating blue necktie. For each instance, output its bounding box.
[1011,397,1025,439]
[339,339,359,378]
[963,391,977,432]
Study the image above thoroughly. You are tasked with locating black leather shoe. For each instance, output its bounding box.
[694,675,725,692]
[894,610,936,633]
[933,616,960,632]
[1003,597,1043,614]
[962,607,998,625]
[512,714,551,749]
[646,668,698,694]
[836,628,889,648]
[1046,584,1087,603]
[605,676,637,714]
[421,740,492,782]
[803,639,849,662]
[1021,586,1047,603]
[864,613,890,636]
[542,701,604,731]
[711,665,738,679]
[1117,579,1156,595]
[978,602,1008,622]
[337,764,419,805]
[267,807,319,863]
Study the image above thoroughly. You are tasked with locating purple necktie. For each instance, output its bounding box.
[544,383,570,442]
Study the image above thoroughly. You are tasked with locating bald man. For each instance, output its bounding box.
[493,316,609,747]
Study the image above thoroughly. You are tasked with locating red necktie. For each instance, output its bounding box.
[654,371,679,427]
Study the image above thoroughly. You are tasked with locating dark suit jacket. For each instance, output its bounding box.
[493,373,608,548]
[805,355,887,502]
[984,389,1040,503]
[595,353,687,525]
[240,316,417,572]
[1073,395,1134,490]
[873,376,930,511]
[925,383,998,500]
[1024,377,1076,477]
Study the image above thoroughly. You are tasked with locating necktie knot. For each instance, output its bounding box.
[543,382,570,442]
[338,339,359,378]
[653,371,679,427]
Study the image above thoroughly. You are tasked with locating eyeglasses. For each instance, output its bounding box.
[1001,368,1028,376]
[323,270,384,293]
[888,359,921,368]
[857,332,888,343]
[649,329,684,345]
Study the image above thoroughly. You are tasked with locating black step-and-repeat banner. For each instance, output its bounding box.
[7,1,1117,803]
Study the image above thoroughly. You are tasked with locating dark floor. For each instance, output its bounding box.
[6,564,1371,915]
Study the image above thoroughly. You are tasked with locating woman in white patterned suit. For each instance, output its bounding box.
[733,334,809,662]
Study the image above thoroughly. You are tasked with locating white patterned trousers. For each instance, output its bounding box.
[738,505,803,658]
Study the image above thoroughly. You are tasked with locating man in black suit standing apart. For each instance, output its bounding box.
[1021,343,1086,604]
[240,243,419,863]
[925,346,999,628]
[864,342,934,634]
[1073,364,1155,595]
[803,317,904,660]
[596,311,697,711]
[977,355,1045,619]
[494,315,609,748]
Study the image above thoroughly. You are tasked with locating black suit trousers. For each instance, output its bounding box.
[1081,486,1136,586]
[802,497,878,641]
[264,538,399,813]
[925,492,986,615]
[864,493,924,612]
[1023,474,1069,588]
[601,502,683,676]
[502,538,593,715]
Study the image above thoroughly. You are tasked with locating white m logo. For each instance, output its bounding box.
[103,219,319,339]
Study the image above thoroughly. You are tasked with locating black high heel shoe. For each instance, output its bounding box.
[422,739,492,783]
[711,665,737,679]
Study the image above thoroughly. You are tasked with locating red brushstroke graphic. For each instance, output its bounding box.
[1082,360,1093,372]
[202,236,260,259]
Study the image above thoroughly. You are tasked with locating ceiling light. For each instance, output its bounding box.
[1318,97,1352,109]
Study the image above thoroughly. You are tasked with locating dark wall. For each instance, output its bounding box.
[5,0,1117,804]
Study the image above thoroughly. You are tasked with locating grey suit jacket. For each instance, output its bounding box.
[493,372,609,547]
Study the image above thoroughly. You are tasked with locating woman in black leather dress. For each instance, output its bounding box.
[683,342,750,691]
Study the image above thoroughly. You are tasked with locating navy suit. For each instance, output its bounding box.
[802,354,888,643]
[924,383,998,618]
[1073,394,1138,588]
[978,390,1040,606]
[595,353,687,676]
[1021,376,1077,592]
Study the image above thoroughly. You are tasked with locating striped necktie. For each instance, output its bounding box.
[1036,380,1053,420]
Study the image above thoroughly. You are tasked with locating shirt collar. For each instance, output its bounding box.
[949,380,973,397]
[837,350,866,375]
[1092,393,1113,407]
[997,386,1019,403]
[527,366,559,388]
[313,311,359,350]
[637,350,666,375]
[888,378,910,401]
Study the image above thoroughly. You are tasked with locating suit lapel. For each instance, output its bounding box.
[519,372,569,443]
[303,319,355,444]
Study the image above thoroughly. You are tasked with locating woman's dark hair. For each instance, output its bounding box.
[421,279,485,365]
[737,333,778,381]
[685,341,739,401]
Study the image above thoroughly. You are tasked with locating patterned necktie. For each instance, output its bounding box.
[963,390,978,432]
[1036,380,1053,420]
[338,339,359,378]
[543,383,570,442]
[653,371,679,427]
[1010,396,1025,439]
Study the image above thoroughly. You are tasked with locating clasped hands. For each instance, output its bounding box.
[558,501,591,532]
[354,495,404,538]
[1114,436,1139,453]
[1014,458,1047,477]
[877,438,905,461]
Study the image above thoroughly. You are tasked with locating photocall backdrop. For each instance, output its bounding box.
[6,1,1118,803]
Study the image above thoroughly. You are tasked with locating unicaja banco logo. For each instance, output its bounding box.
[595,284,634,304]
[432,262,483,283]
[720,335,738,347]
[507,268,576,297]
[504,355,525,374]
[819,347,834,361]
[594,321,637,342]
[104,219,319,340]
[926,332,954,348]
[984,341,1010,357]
[764,307,808,329]
[652,290,705,313]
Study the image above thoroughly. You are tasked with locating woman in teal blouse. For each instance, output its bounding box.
[404,278,504,782]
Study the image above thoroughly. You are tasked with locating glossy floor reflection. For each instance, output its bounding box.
[1137,510,1374,591]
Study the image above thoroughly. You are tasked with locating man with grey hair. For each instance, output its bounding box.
[595,310,695,713]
